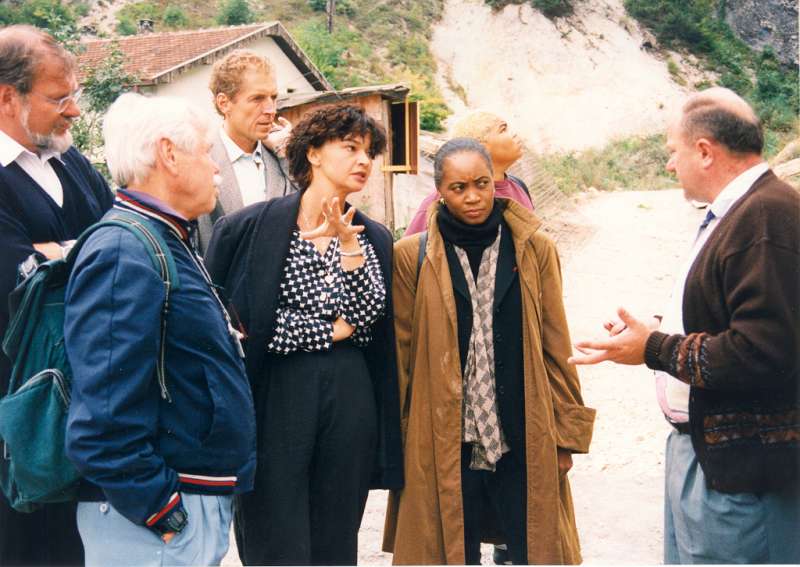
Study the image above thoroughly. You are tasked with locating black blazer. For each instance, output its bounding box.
[443,221,526,456]
[205,191,403,490]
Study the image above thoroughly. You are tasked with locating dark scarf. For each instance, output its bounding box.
[437,200,504,279]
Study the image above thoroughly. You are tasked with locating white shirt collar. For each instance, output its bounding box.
[0,130,64,167]
[0,128,63,167]
[219,125,262,164]
[709,161,769,220]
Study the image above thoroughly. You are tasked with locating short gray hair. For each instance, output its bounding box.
[433,137,493,188]
[0,25,75,94]
[103,93,211,187]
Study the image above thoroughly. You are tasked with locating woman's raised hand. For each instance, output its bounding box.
[299,197,364,244]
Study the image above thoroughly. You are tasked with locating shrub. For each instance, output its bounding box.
[116,16,137,36]
[419,100,449,132]
[532,0,573,18]
[218,0,253,25]
[15,0,76,29]
[293,20,369,88]
[163,5,189,28]
[539,134,676,193]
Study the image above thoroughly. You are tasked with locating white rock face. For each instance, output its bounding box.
[432,0,694,152]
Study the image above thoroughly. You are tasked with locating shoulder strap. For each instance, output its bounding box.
[67,210,178,401]
[415,231,428,287]
[68,210,180,289]
[508,174,531,199]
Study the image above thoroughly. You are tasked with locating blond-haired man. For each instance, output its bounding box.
[197,49,295,253]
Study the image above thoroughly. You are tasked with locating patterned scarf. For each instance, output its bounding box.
[455,225,509,471]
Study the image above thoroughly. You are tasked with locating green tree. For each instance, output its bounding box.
[217,0,253,25]
[163,5,189,28]
[15,0,76,30]
[293,21,368,88]
[116,17,137,36]
[73,46,138,175]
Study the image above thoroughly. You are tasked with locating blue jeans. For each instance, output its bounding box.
[664,430,800,564]
[77,494,232,567]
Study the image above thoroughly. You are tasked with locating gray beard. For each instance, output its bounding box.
[20,101,73,154]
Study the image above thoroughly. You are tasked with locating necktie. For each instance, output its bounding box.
[699,209,716,232]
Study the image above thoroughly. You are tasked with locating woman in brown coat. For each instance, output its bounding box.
[383,138,595,564]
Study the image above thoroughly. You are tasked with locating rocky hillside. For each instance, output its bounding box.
[431,0,708,151]
[725,0,798,66]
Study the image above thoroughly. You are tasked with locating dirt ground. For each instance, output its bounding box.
[224,189,705,565]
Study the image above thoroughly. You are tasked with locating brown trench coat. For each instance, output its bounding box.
[382,200,596,564]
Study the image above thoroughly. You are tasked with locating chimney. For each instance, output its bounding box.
[138,19,154,33]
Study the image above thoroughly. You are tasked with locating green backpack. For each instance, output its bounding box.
[0,209,179,512]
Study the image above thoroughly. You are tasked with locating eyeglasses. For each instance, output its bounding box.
[27,87,82,113]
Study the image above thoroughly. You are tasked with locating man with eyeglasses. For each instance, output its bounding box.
[0,24,113,566]
[196,49,295,254]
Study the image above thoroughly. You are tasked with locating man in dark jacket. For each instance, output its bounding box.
[570,87,799,564]
[64,92,255,566]
[0,25,113,566]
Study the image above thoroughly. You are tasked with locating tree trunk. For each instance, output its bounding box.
[327,0,335,33]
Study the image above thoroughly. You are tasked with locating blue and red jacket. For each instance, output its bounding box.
[64,190,255,532]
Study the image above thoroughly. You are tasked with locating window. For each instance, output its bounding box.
[383,99,418,174]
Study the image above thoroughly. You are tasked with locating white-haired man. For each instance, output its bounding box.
[63,93,256,566]
[0,25,113,566]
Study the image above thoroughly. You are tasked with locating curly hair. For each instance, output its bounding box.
[209,49,273,116]
[286,104,387,190]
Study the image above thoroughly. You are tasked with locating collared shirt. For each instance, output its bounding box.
[116,188,195,244]
[657,161,769,422]
[219,126,266,207]
[0,128,64,207]
[267,231,386,354]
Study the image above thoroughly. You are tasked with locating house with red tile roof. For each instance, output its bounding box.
[77,21,332,118]
[77,22,421,229]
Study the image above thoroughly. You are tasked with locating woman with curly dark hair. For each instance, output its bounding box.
[205,104,403,565]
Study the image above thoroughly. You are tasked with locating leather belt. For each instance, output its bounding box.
[671,420,691,435]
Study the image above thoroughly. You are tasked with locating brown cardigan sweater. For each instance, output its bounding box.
[645,170,800,493]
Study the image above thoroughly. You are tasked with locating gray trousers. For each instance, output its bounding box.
[664,430,800,564]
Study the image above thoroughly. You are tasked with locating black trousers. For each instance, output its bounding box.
[0,498,83,566]
[461,444,527,565]
[235,343,377,565]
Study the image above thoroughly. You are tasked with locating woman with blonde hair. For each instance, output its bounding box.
[384,138,594,564]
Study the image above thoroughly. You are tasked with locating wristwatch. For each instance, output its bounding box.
[149,500,189,540]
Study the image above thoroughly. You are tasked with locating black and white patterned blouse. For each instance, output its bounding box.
[267,231,386,354]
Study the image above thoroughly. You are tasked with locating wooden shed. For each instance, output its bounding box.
[278,83,419,230]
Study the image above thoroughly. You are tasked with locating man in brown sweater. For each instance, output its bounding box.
[570,88,799,564]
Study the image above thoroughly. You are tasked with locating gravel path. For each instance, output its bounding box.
[224,189,705,565]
